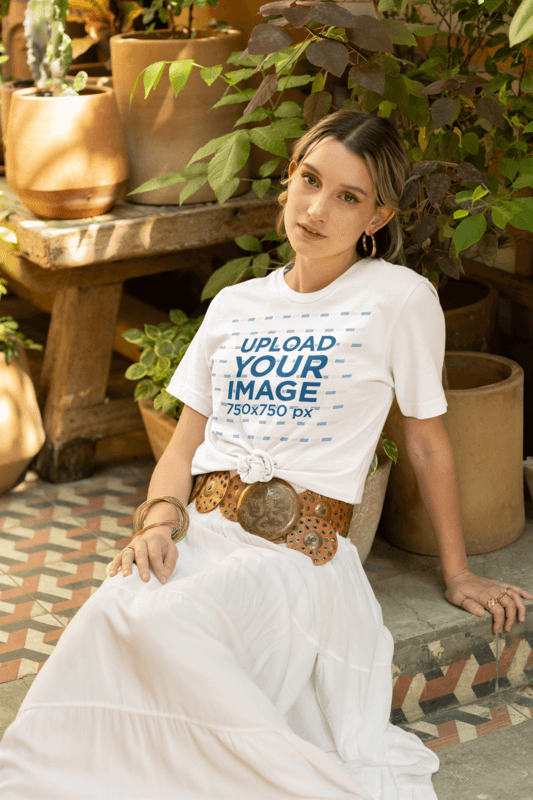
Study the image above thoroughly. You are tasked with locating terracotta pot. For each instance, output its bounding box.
[347,455,392,564]
[0,348,46,494]
[139,397,392,563]
[1,0,33,82]
[382,351,525,555]
[5,86,128,219]
[110,29,249,205]
[440,276,498,352]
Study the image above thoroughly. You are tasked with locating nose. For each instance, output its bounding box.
[308,190,326,220]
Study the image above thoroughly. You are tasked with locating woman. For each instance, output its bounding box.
[1,111,530,800]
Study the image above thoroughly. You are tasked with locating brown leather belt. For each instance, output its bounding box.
[190,471,353,566]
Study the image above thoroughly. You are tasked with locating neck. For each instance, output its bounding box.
[285,252,361,293]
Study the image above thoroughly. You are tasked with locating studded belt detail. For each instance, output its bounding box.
[191,471,353,566]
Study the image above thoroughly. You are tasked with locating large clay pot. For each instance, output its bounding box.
[440,276,498,352]
[5,86,128,219]
[139,398,392,563]
[382,351,525,555]
[0,348,45,493]
[110,29,248,205]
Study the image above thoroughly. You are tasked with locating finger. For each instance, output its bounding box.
[506,589,527,623]
[108,552,123,577]
[122,547,136,578]
[490,603,505,635]
[131,540,151,582]
[146,541,169,584]
[505,584,533,600]
[500,596,517,632]
[460,597,485,617]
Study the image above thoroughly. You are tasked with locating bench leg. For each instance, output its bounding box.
[35,282,123,483]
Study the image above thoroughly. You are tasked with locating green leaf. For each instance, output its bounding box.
[200,64,223,86]
[235,235,262,253]
[133,379,157,400]
[453,209,469,219]
[461,132,479,155]
[258,158,281,177]
[224,68,255,84]
[508,197,533,233]
[249,126,289,159]
[472,186,489,202]
[168,59,194,98]
[179,175,209,204]
[366,453,378,480]
[125,362,148,381]
[512,174,533,189]
[523,121,533,134]
[274,100,302,118]
[212,89,254,108]
[154,340,173,358]
[252,179,272,199]
[381,19,417,46]
[140,349,157,366]
[509,0,533,46]
[207,130,250,195]
[498,157,519,181]
[277,74,314,91]
[382,438,398,463]
[453,214,487,257]
[252,252,270,277]
[72,71,88,93]
[407,24,439,37]
[143,61,166,99]
[491,207,507,229]
[128,171,186,196]
[522,71,533,94]
[201,257,253,301]
[188,132,236,166]
[169,309,188,325]
[214,177,241,205]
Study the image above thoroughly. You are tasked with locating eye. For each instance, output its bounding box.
[340,192,359,204]
[302,172,318,187]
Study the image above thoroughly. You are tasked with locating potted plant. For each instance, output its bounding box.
[3,0,128,219]
[0,270,45,493]
[109,0,249,205]
[133,0,532,556]
[122,307,398,563]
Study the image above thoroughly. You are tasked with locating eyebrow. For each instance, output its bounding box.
[301,161,369,196]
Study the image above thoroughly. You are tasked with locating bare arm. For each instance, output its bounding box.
[404,415,532,633]
[108,405,208,584]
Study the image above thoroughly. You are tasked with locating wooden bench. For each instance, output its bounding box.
[0,179,280,482]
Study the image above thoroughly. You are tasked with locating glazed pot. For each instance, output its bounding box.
[5,86,128,219]
[382,351,525,555]
[0,348,45,494]
[110,29,249,205]
[139,398,392,564]
[441,276,498,352]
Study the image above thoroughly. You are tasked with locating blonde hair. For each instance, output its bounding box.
[277,110,409,264]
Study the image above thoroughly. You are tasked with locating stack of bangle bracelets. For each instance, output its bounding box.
[131,497,189,543]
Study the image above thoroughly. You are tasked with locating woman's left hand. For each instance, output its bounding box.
[445,568,533,634]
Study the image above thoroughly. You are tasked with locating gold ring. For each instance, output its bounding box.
[460,597,468,609]
[496,589,509,604]
[486,597,496,611]
[123,546,135,556]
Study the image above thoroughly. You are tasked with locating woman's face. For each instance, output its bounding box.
[284,136,393,271]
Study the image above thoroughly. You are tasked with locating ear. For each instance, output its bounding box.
[288,159,298,179]
[368,206,396,235]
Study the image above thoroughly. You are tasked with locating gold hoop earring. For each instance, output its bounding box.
[362,233,377,258]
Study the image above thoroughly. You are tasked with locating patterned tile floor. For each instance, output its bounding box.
[1,460,532,754]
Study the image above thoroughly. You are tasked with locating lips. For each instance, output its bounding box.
[298,223,326,239]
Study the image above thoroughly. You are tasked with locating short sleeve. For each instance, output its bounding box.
[166,309,213,419]
[387,280,448,418]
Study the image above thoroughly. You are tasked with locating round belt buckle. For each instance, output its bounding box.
[195,471,229,513]
[287,516,338,565]
[237,478,300,540]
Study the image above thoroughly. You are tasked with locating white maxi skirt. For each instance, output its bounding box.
[0,502,439,800]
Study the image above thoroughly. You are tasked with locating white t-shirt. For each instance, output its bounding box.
[167,257,447,504]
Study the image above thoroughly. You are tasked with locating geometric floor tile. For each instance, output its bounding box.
[397,687,533,751]
[0,613,65,683]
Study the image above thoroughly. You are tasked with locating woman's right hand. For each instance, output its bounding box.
[108,527,179,584]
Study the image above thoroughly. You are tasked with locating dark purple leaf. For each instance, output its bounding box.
[477,233,498,264]
[439,256,464,279]
[259,1,294,16]
[349,63,385,95]
[414,215,438,246]
[348,15,393,53]
[399,180,420,210]
[426,173,452,206]
[247,23,293,55]
[475,97,505,129]
[242,73,279,118]
[410,160,438,180]
[456,162,487,185]
[430,97,460,129]
[306,39,349,77]
[460,75,489,98]
[303,90,332,128]
[309,2,358,28]
[420,78,461,96]
[269,17,290,26]
[283,7,311,26]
